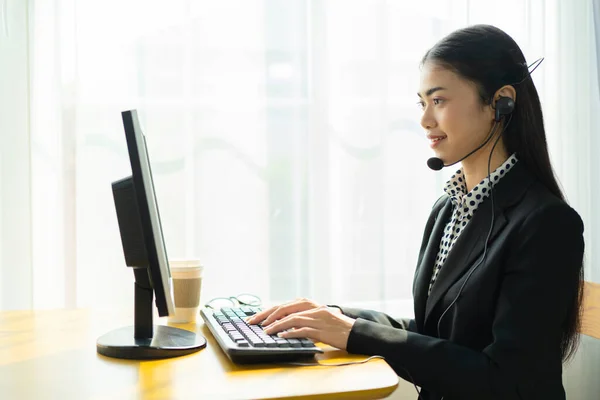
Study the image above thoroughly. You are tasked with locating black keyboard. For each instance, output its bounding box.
[201,306,323,364]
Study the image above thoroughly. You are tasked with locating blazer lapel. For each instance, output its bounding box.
[422,162,535,327]
[413,199,452,330]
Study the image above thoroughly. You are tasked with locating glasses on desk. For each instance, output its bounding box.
[204,293,262,310]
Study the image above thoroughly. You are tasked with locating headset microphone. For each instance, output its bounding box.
[426,96,515,171]
[426,157,445,171]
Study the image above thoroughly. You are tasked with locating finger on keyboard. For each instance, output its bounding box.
[247,306,275,324]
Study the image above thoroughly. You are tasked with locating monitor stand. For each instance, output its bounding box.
[97,268,206,360]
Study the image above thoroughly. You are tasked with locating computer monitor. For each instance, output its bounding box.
[96,109,206,360]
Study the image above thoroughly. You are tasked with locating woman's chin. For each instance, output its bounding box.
[431,150,446,160]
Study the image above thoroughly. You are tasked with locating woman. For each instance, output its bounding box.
[247,24,585,400]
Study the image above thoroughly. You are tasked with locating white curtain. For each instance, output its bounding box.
[1,0,595,307]
[1,0,599,396]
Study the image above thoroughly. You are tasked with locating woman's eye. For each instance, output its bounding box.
[417,99,443,110]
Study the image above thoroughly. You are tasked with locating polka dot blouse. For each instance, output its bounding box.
[428,153,519,296]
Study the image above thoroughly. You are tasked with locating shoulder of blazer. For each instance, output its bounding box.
[510,179,583,227]
[493,163,584,240]
[499,161,567,213]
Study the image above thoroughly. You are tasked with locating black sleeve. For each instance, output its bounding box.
[345,204,584,399]
[329,305,416,331]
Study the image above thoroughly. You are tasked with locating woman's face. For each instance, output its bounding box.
[417,62,495,165]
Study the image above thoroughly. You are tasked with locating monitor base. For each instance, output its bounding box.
[97,325,206,360]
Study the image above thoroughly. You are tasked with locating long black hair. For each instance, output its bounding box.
[420,24,583,363]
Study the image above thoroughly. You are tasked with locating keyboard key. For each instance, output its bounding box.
[240,306,255,315]
[275,339,291,347]
[287,338,302,348]
[236,339,249,347]
[300,339,314,347]
[246,333,261,342]
[249,339,265,347]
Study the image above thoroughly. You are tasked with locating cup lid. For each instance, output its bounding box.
[169,259,202,268]
[170,264,204,278]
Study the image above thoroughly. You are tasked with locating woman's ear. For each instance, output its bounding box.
[493,85,517,104]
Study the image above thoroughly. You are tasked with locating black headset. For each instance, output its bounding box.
[494,96,515,122]
[426,96,515,171]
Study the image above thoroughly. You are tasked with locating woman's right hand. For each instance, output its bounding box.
[246,298,340,327]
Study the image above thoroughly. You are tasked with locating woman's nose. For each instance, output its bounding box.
[420,109,437,130]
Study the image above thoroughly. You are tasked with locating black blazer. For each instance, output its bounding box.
[338,162,584,400]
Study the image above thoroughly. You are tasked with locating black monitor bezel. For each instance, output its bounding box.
[121,110,174,317]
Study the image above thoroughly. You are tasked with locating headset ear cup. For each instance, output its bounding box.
[494,96,515,122]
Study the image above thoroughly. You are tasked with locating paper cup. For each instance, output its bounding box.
[168,260,204,324]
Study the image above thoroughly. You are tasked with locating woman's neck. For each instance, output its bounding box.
[461,141,509,193]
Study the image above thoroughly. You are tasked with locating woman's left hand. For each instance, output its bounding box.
[261,306,357,350]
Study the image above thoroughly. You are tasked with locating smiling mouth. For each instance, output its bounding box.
[430,136,447,144]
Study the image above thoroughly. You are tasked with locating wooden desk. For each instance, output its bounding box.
[0,309,399,399]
